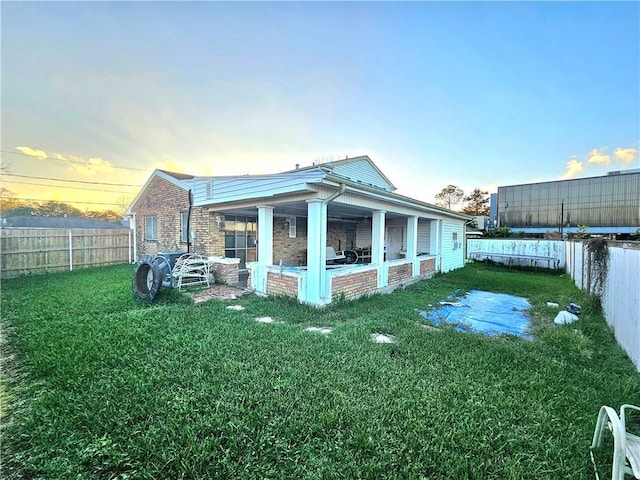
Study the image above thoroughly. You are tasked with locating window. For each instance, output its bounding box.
[288,216,297,238]
[180,211,189,243]
[144,215,158,241]
[224,215,257,268]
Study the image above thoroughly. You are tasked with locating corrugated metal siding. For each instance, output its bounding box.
[498,172,640,228]
[440,221,465,273]
[330,159,393,191]
[417,219,431,253]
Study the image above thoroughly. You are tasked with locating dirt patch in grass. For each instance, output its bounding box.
[188,285,248,304]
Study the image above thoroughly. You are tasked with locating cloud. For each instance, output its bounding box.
[586,147,611,166]
[16,146,47,159]
[68,156,113,176]
[613,147,638,165]
[560,157,584,179]
[86,157,112,172]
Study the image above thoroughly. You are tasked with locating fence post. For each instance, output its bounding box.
[68,230,73,271]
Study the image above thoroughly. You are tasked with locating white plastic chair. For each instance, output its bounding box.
[590,404,640,479]
[326,246,346,264]
[171,253,212,289]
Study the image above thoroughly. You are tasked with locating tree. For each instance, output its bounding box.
[462,188,490,216]
[34,200,83,218]
[434,185,464,210]
[485,227,512,238]
[0,187,28,215]
[86,209,124,222]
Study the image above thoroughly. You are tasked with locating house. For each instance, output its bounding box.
[493,169,640,238]
[126,155,470,306]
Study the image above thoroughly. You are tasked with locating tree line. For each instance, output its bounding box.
[1,185,490,223]
[434,185,490,216]
[0,197,125,223]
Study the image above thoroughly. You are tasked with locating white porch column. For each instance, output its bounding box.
[306,199,327,304]
[371,210,386,287]
[406,216,419,275]
[256,205,274,294]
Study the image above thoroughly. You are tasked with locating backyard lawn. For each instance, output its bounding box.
[1,262,639,479]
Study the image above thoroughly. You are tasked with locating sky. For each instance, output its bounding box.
[1,1,639,213]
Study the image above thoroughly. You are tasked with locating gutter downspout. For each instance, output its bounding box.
[187,189,193,253]
[324,183,346,204]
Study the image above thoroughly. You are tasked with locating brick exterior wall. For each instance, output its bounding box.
[132,175,191,256]
[271,218,349,266]
[130,174,227,259]
[273,217,307,265]
[388,261,413,285]
[206,211,226,257]
[331,269,378,300]
[420,257,436,276]
[266,271,299,297]
[132,176,352,269]
[210,259,240,285]
[327,222,349,252]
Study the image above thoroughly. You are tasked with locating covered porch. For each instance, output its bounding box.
[214,197,444,306]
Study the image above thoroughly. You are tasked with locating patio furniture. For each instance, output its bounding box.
[326,246,346,264]
[342,250,358,264]
[354,246,372,263]
[171,253,213,289]
[590,404,640,479]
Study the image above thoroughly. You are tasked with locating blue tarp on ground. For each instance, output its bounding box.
[419,290,532,339]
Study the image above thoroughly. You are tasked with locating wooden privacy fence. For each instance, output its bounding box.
[1,228,133,278]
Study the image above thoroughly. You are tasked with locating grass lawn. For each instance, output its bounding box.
[1,262,639,479]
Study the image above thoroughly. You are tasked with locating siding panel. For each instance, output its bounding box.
[330,159,393,191]
[417,219,431,254]
[440,220,465,273]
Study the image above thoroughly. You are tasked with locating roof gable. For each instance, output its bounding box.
[286,156,396,192]
[158,170,195,181]
[126,169,191,215]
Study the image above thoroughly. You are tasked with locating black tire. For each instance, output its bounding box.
[132,255,162,301]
